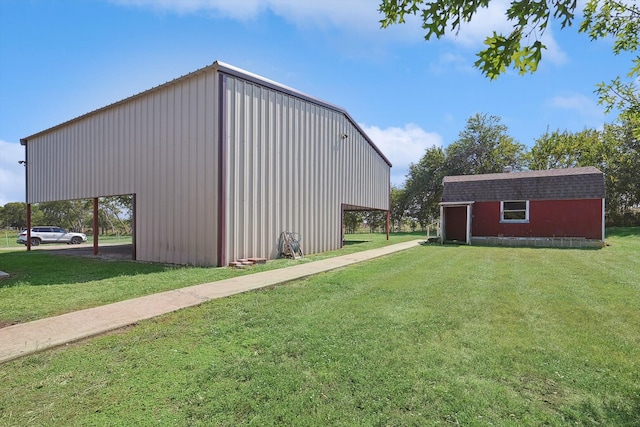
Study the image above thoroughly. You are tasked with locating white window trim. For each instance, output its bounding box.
[500,200,529,223]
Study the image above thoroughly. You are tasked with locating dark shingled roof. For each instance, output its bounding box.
[441,167,605,202]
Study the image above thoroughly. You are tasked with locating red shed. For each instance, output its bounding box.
[439,167,606,247]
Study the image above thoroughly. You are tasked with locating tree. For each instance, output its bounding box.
[39,200,92,232]
[389,186,408,231]
[528,122,640,224]
[403,146,447,229]
[445,113,527,175]
[0,202,28,229]
[403,113,525,228]
[527,128,604,170]
[363,210,387,233]
[98,196,133,235]
[600,121,640,223]
[344,211,364,234]
[581,1,640,132]
[379,0,639,126]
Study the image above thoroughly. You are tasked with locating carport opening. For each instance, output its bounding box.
[24,194,136,260]
[341,204,390,247]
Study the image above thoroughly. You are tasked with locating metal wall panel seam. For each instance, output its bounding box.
[187,77,198,263]
[205,70,217,266]
[196,72,206,265]
[216,72,227,267]
[166,86,175,262]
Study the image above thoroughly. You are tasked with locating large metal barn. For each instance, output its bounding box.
[20,61,391,266]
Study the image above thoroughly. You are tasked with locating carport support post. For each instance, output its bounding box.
[386,210,390,240]
[439,204,445,243]
[93,198,99,256]
[26,204,31,251]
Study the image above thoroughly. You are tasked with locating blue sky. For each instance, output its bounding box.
[0,0,632,205]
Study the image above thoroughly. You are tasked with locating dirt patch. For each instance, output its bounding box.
[0,321,19,329]
[39,243,134,261]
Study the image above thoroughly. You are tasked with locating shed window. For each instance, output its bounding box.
[501,200,529,222]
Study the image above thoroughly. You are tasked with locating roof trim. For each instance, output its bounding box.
[20,60,392,167]
[442,166,603,183]
[439,201,475,206]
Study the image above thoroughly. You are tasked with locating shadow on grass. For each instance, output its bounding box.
[418,239,603,251]
[342,240,370,246]
[579,395,640,427]
[606,226,640,238]
[0,250,171,288]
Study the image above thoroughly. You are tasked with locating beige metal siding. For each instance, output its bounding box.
[25,70,220,266]
[24,62,389,266]
[223,75,389,262]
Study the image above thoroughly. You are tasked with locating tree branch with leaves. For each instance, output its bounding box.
[379,0,639,128]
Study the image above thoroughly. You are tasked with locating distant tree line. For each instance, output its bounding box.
[3,113,638,235]
[0,196,132,235]
[387,113,639,232]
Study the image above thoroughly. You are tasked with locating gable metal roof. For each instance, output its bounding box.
[441,167,605,202]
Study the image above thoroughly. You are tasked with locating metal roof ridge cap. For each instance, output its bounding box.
[214,61,345,112]
[443,166,605,181]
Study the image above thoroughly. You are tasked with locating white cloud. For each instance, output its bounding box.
[430,52,476,75]
[0,140,26,206]
[539,26,568,67]
[112,0,570,65]
[111,0,423,38]
[113,0,381,29]
[444,0,567,66]
[547,93,607,132]
[446,0,513,48]
[361,123,442,187]
[549,93,601,117]
[111,0,267,18]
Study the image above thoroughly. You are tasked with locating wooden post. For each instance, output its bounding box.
[26,203,31,251]
[340,204,345,248]
[131,194,136,260]
[386,210,390,240]
[93,197,99,256]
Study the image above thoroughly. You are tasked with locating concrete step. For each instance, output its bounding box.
[229,257,266,268]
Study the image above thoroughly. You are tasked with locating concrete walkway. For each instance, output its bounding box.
[0,239,423,363]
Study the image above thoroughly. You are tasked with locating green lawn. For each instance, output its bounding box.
[0,232,423,324]
[0,228,638,425]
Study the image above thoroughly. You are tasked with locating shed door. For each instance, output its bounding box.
[445,206,467,242]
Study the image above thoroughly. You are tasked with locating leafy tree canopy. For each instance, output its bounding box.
[379,0,640,125]
[528,122,640,222]
[445,113,527,175]
[402,113,526,227]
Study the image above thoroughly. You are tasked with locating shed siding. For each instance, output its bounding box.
[472,199,603,239]
[26,70,220,265]
[223,75,389,262]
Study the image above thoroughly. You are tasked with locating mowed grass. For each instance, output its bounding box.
[0,228,639,425]
[0,232,422,324]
